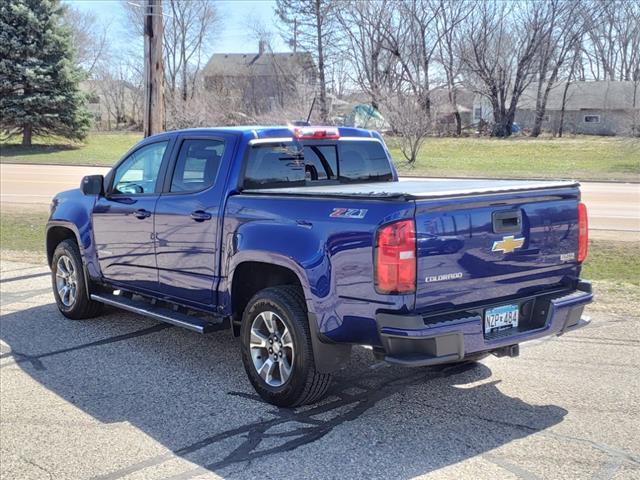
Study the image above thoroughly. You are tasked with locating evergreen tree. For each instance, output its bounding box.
[0,0,91,145]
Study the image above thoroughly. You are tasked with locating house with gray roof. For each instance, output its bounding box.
[203,41,316,115]
[515,81,639,136]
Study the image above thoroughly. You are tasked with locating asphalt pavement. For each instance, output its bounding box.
[1,259,639,479]
[0,163,638,240]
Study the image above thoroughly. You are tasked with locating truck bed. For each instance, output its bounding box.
[242,179,579,200]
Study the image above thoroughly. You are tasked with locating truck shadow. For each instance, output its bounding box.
[0,302,568,479]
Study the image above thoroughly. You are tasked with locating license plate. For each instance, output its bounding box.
[484,304,519,334]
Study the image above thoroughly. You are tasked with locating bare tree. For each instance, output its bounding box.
[245,16,278,50]
[401,0,443,117]
[581,0,640,81]
[124,59,144,128]
[275,0,339,123]
[92,59,143,130]
[435,0,471,135]
[458,0,547,137]
[530,0,584,137]
[336,0,395,109]
[123,1,220,102]
[383,92,432,165]
[165,0,219,102]
[371,0,442,119]
[558,44,582,138]
[61,6,109,77]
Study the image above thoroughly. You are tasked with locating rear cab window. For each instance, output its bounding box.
[243,139,393,189]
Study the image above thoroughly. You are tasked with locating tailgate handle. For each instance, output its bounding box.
[493,210,522,233]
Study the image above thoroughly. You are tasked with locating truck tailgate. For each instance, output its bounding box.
[413,185,581,312]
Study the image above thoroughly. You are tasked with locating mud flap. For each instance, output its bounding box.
[308,312,352,373]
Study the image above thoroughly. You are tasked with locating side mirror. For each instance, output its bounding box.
[80,175,104,196]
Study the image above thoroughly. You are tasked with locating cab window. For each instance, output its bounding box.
[112,141,168,195]
[243,140,392,189]
[170,139,225,193]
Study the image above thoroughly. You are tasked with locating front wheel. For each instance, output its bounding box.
[240,286,332,407]
[51,239,103,320]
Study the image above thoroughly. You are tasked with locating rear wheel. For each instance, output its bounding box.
[51,239,103,319]
[240,286,332,407]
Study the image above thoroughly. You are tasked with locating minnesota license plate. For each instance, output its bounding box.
[484,304,519,334]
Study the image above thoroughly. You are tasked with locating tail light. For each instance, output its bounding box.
[375,219,416,294]
[577,202,588,263]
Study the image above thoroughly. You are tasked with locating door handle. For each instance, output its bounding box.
[134,208,152,219]
[190,210,212,222]
[492,210,522,233]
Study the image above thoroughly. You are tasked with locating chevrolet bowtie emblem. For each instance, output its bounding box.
[492,235,525,254]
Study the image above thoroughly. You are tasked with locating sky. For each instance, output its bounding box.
[64,0,290,56]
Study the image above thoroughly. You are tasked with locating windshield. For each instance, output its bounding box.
[243,140,393,189]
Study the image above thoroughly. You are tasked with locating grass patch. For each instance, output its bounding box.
[388,135,640,181]
[0,210,49,253]
[0,132,142,166]
[582,239,640,285]
[1,132,639,181]
[1,210,637,286]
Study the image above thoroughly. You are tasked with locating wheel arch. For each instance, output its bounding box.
[225,252,350,374]
[46,223,82,267]
[225,252,312,332]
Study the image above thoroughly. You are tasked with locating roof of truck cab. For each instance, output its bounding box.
[150,126,378,140]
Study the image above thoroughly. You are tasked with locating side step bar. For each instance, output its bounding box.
[91,292,227,334]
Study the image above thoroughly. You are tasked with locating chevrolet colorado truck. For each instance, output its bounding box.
[46,126,593,406]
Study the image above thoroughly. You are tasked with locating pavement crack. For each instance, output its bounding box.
[19,455,55,480]
[541,432,640,467]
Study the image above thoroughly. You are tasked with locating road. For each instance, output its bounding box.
[1,259,638,479]
[1,163,638,239]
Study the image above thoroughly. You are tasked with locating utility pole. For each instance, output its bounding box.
[143,0,164,137]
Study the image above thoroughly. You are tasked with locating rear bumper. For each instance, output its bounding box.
[376,282,593,367]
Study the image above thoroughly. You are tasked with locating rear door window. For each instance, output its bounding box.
[243,140,392,189]
[170,139,225,193]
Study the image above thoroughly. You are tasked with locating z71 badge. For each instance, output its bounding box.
[329,208,368,219]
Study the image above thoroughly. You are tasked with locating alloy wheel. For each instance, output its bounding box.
[55,255,78,307]
[249,311,294,387]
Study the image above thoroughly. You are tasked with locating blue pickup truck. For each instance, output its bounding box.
[46,126,593,406]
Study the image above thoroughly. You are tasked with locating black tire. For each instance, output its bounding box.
[240,285,332,407]
[51,239,103,320]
